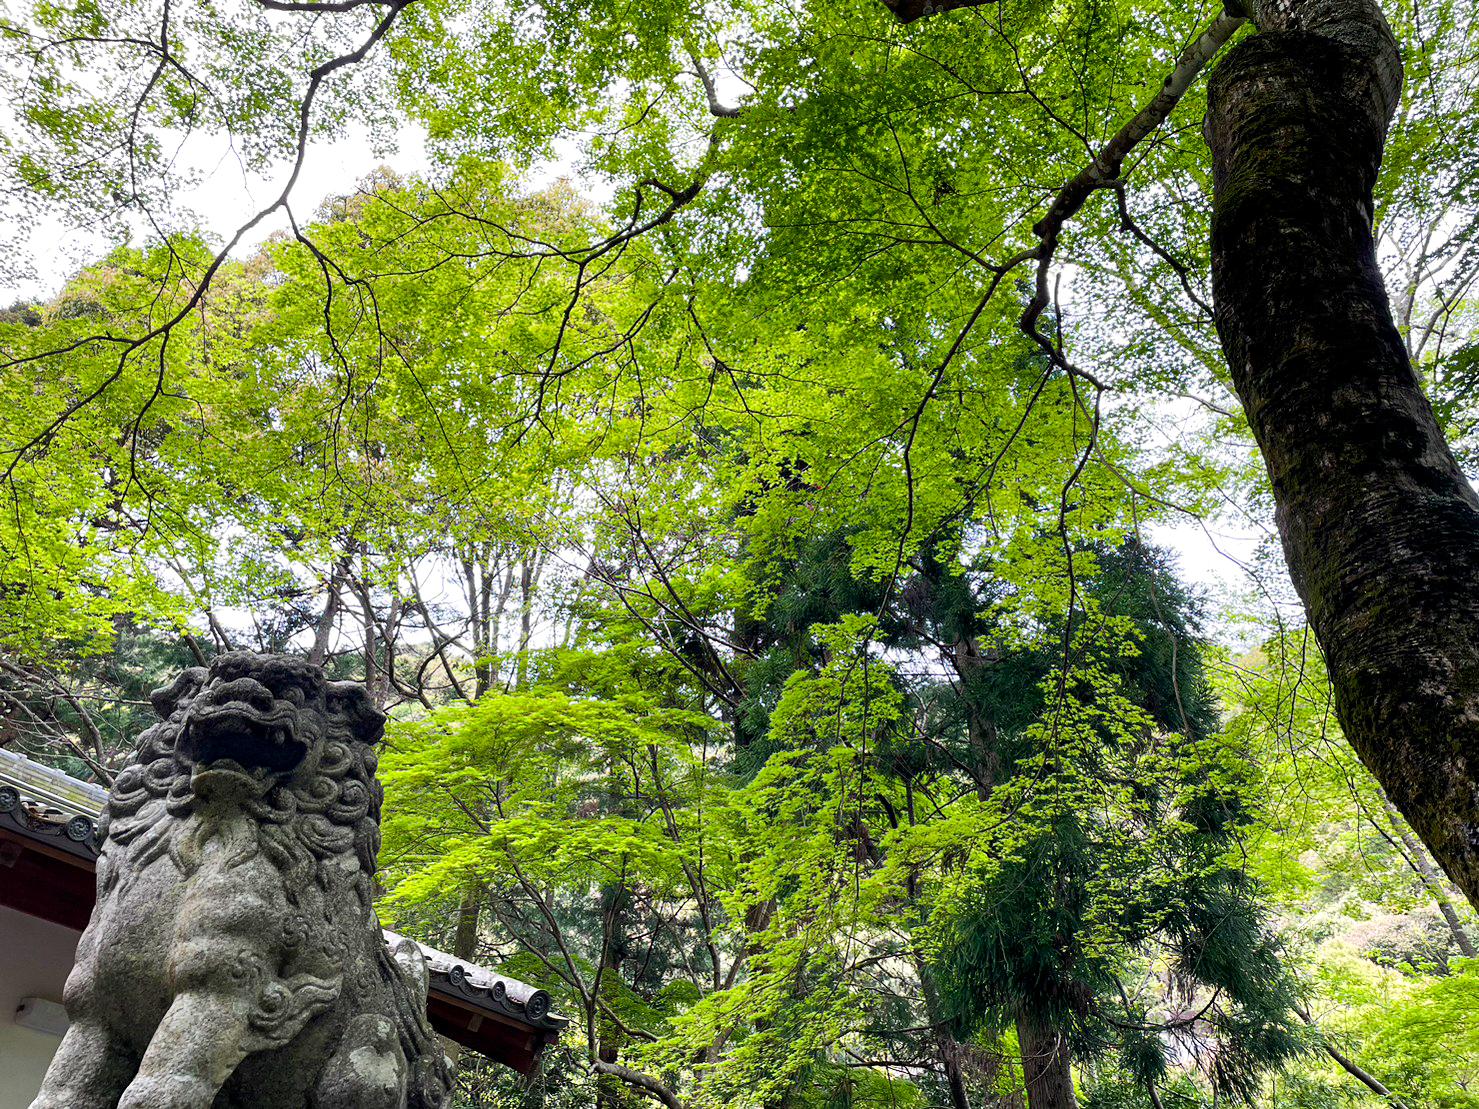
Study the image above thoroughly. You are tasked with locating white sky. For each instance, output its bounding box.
[3,122,436,302]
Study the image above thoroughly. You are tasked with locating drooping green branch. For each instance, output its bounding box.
[1022,10,1246,339]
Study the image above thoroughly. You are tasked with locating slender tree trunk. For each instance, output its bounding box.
[383,594,401,700]
[517,556,535,689]
[360,580,382,708]
[1388,804,1477,957]
[1207,0,1479,907]
[308,554,350,666]
[1015,1010,1076,1109]
[464,546,513,699]
[953,634,1001,800]
[480,553,499,691]
[918,964,972,1109]
[452,884,481,960]
[594,882,630,1109]
[938,1036,972,1109]
[206,610,235,652]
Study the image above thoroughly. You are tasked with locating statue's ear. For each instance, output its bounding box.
[326,681,387,744]
[149,667,207,720]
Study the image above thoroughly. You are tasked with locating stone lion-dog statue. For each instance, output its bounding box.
[31,653,453,1109]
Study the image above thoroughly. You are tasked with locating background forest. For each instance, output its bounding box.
[1,0,1477,1105]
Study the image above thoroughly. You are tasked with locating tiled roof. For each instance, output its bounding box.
[384,931,558,1025]
[0,747,106,861]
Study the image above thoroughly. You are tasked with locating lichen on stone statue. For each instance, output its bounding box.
[30,653,453,1109]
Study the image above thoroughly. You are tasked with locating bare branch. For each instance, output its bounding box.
[1,0,414,478]
[686,50,742,118]
[592,1060,690,1109]
[1023,11,1246,338]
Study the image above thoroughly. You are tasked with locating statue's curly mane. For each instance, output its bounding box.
[103,670,384,908]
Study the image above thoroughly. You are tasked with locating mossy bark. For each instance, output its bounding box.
[1207,0,1479,907]
[452,884,481,960]
[1016,1010,1076,1109]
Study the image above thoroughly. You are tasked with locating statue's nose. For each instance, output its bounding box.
[208,676,275,710]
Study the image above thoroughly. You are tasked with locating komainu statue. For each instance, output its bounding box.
[31,653,453,1109]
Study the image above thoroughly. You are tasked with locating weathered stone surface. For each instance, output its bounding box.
[30,653,453,1109]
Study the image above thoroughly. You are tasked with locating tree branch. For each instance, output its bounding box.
[686,50,741,118]
[591,1060,690,1109]
[1294,1004,1408,1108]
[1023,10,1245,337]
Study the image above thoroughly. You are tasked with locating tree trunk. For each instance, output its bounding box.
[918,964,972,1109]
[1207,0,1479,907]
[937,1034,973,1109]
[1015,1010,1076,1109]
[452,884,482,960]
[308,554,349,666]
[517,556,535,689]
[594,882,631,1109]
[1389,804,1477,957]
[359,577,382,709]
[952,634,1001,800]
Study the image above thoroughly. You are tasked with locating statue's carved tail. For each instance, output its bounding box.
[385,933,454,1107]
[391,936,430,1012]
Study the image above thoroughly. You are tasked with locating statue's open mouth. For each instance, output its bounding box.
[181,703,306,776]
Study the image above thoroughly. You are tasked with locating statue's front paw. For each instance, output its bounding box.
[118,1074,220,1109]
[314,1014,408,1109]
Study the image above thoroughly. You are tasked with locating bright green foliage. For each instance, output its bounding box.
[1220,634,1479,1107]
[374,534,1302,1107]
[922,547,1300,1100]
[1308,952,1479,1106]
